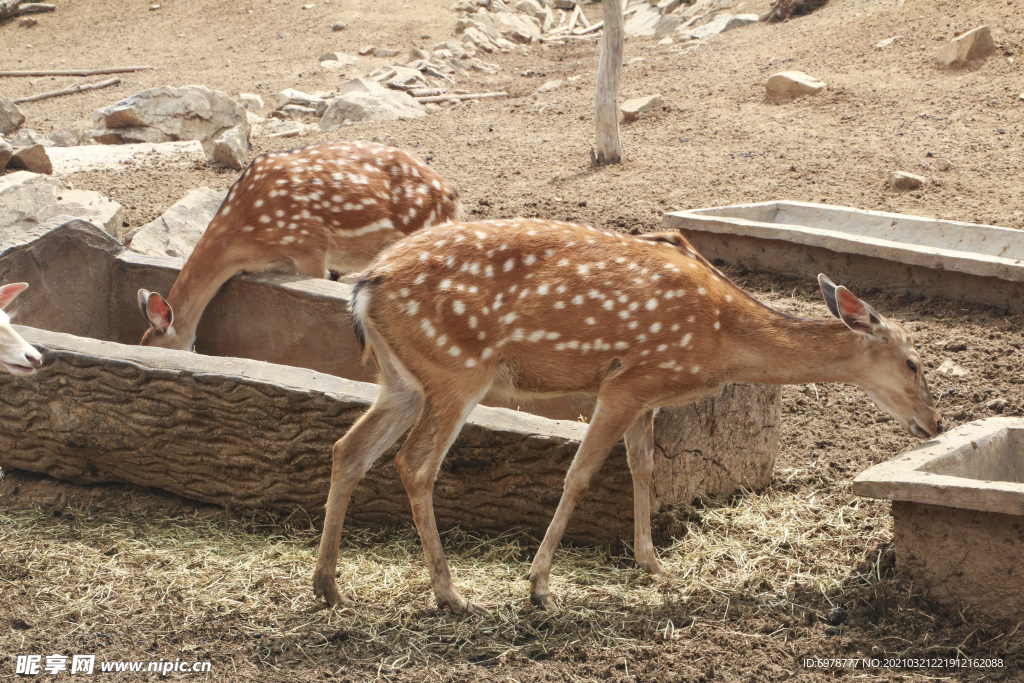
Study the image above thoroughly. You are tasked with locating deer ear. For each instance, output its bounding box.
[835,286,886,337]
[0,282,28,310]
[818,274,840,319]
[139,289,173,333]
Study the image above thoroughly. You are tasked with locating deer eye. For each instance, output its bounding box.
[906,359,918,372]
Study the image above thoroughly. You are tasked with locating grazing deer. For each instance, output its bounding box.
[313,219,943,613]
[0,283,43,375]
[137,140,462,350]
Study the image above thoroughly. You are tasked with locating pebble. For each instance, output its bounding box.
[331,22,347,31]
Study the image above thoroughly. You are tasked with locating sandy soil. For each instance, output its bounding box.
[2,0,1024,680]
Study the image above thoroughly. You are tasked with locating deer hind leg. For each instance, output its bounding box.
[394,386,489,615]
[528,397,643,609]
[624,409,662,575]
[313,377,423,606]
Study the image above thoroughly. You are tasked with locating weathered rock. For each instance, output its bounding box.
[358,45,376,55]
[657,0,682,13]
[462,27,497,52]
[18,16,37,27]
[91,86,250,159]
[275,89,323,110]
[8,129,52,148]
[7,145,53,174]
[383,66,428,91]
[0,136,12,170]
[537,80,563,94]
[320,79,426,127]
[876,37,897,49]
[407,46,429,62]
[0,172,123,240]
[47,127,81,148]
[237,93,265,110]
[689,13,758,39]
[937,25,995,69]
[331,21,347,31]
[514,0,544,20]
[273,104,317,118]
[764,71,827,104]
[625,2,662,36]
[210,125,249,170]
[621,94,664,121]
[45,141,205,175]
[373,48,399,58]
[675,0,733,20]
[889,171,925,191]
[549,0,576,8]
[493,10,540,42]
[654,14,683,40]
[319,52,358,66]
[935,157,954,172]
[0,96,26,136]
[125,187,227,258]
[936,359,968,377]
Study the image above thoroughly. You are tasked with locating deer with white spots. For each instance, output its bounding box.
[0,283,43,375]
[137,140,461,350]
[313,218,943,613]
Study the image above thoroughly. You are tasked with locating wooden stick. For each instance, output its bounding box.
[14,2,55,15]
[578,6,591,28]
[567,4,581,32]
[409,88,449,98]
[13,77,120,104]
[268,129,301,139]
[574,5,638,35]
[414,92,508,103]
[0,66,154,77]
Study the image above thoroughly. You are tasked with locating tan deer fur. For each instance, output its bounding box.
[313,218,943,613]
[137,140,462,350]
[0,282,43,375]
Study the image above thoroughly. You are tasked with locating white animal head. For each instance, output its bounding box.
[0,283,43,375]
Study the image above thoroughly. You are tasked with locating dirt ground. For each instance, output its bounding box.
[2,0,1024,680]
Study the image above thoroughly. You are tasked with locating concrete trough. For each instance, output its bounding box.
[0,219,780,543]
[854,418,1024,623]
[664,202,1024,310]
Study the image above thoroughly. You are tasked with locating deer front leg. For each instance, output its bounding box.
[394,393,488,615]
[314,387,422,606]
[624,409,661,575]
[528,398,641,608]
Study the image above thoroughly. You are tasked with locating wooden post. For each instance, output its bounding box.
[593,0,624,165]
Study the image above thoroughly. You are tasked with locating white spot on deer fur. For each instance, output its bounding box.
[503,258,515,272]
[546,332,560,340]
[481,347,493,360]
[681,333,693,347]
[510,328,525,342]
[500,312,518,325]
[474,230,487,239]
[420,320,436,338]
[726,295,733,302]
[650,323,661,333]
[445,256,455,268]
[345,219,394,236]
[414,273,426,285]
[558,259,570,267]
[585,317,596,325]
[453,301,466,315]
[439,279,452,290]
[671,324,680,331]
[614,341,629,350]
[698,287,707,295]
[645,299,658,311]
[687,315,696,323]
[436,334,448,347]
[260,215,271,223]
[419,253,430,262]
[468,316,478,329]
[528,330,546,342]
[577,265,590,276]
[465,358,477,367]
[628,321,638,329]
[714,321,721,330]
[554,301,565,309]
[566,341,579,349]
[523,254,536,266]
[692,366,701,373]
[241,226,254,232]
[405,301,420,315]
[603,300,614,310]
[657,344,668,352]
[555,285,566,294]
[280,235,296,244]
[449,345,461,356]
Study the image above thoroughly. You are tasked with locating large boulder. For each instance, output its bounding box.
[91,86,250,166]
[125,187,227,258]
[6,145,53,175]
[0,172,123,243]
[320,79,426,128]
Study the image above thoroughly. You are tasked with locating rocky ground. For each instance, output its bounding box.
[2,0,1024,680]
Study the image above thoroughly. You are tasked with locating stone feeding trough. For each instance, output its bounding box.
[854,418,1024,623]
[664,202,1024,310]
[0,220,780,543]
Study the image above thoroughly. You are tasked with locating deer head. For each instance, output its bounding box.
[0,283,43,375]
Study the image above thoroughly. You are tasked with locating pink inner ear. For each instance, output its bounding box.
[147,295,173,331]
[836,288,867,319]
[0,283,28,310]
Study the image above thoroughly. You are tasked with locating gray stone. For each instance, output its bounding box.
[654,14,683,40]
[549,0,575,8]
[688,13,757,39]
[331,22,347,31]
[462,27,496,52]
[125,187,227,258]
[0,171,123,239]
[407,46,429,62]
[0,136,11,170]
[319,52,358,66]
[18,16,37,27]
[0,97,26,136]
[657,0,682,13]
[7,145,53,175]
[320,80,426,127]
[8,129,52,148]
[937,25,995,68]
[625,3,662,36]
[210,125,249,170]
[514,0,545,21]
[92,86,250,157]
[373,48,399,58]
[537,79,562,93]
[621,94,664,121]
[764,71,827,104]
[45,141,205,175]
[274,104,317,118]
[358,45,376,55]
[275,88,323,110]
[238,93,265,110]
[674,0,733,20]
[936,359,968,377]
[935,157,954,172]
[876,37,897,49]
[47,127,81,148]
[889,171,925,191]
[383,66,428,91]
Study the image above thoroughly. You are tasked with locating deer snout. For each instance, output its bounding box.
[26,348,43,368]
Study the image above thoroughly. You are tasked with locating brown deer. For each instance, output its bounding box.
[313,218,943,613]
[137,140,462,350]
[0,283,43,375]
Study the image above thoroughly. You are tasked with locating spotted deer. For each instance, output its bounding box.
[0,283,43,375]
[137,140,462,350]
[313,218,943,613]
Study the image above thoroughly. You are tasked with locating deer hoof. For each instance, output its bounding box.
[529,591,556,610]
[638,558,663,575]
[437,594,485,616]
[312,571,346,607]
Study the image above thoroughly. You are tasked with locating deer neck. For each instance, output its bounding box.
[164,251,240,346]
[722,299,867,387]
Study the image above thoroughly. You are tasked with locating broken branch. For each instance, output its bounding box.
[0,66,154,77]
[13,77,120,103]
[414,91,508,103]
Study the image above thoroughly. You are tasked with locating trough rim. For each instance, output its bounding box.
[663,201,1024,283]
[852,417,1024,516]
